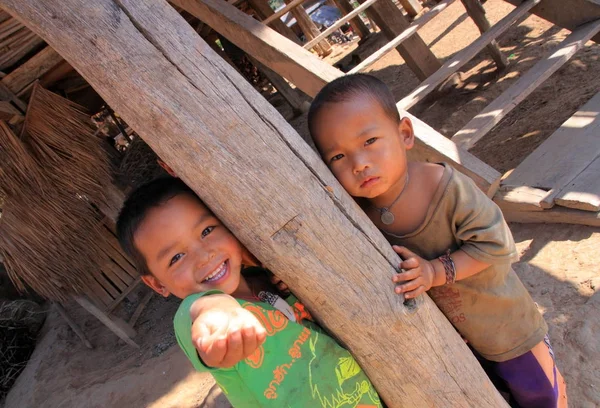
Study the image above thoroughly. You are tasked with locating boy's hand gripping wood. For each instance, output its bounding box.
[2,0,508,405]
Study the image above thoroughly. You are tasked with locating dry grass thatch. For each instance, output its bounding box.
[0,85,117,301]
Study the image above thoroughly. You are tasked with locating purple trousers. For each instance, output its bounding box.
[473,336,559,408]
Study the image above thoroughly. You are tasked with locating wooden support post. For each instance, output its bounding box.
[460,0,508,70]
[397,0,422,18]
[248,0,301,45]
[284,0,332,57]
[262,0,307,24]
[331,0,371,39]
[171,0,500,195]
[4,0,508,405]
[303,0,379,50]
[361,0,441,80]
[74,296,139,348]
[129,291,154,327]
[54,302,94,349]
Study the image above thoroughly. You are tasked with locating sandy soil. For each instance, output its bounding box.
[4,1,600,407]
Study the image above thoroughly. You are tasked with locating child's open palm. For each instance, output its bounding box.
[191,295,267,368]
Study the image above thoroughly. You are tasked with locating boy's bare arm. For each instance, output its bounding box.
[392,246,490,298]
[190,294,267,368]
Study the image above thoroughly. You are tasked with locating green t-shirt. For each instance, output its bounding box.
[174,290,382,408]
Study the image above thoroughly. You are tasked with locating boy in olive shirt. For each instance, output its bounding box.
[309,74,567,408]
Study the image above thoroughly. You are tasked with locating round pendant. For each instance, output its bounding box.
[381,210,395,225]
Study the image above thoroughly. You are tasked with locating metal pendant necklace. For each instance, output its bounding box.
[374,172,410,225]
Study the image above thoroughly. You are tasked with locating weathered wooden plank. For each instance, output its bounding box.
[0,100,21,120]
[403,109,501,197]
[303,0,379,50]
[107,276,142,313]
[397,0,541,110]
[493,185,547,212]
[364,0,441,80]
[453,19,600,150]
[262,0,307,24]
[54,303,93,349]
[397,0,422,18]
[3,0,508,404]
[504,92,600,207]
[555,155,600,211]
[500,205,600,227]
[1,46,63,94]
[172,0,340,97]
[504,0,600,43]
[129,291,154,327]
[75,296,139,348]
[248,0,301,44]
[349,0,455,74]
[460,0,508,70]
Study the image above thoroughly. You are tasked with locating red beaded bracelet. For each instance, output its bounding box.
[438,250,456,285]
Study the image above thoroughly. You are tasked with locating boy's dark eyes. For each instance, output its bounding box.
[330,153,344,163]
[169,253,184,267]
[201,226,215,238]
[365,137,377,146]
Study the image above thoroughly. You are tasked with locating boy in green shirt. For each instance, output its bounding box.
[117,177,382,408]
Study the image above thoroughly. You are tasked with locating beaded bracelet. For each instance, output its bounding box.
[438,250,456,285]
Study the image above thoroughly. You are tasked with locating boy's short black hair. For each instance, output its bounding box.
[116,177,199,276]
[308,73,401,138]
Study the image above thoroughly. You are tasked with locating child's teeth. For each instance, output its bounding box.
[205,262,226,282]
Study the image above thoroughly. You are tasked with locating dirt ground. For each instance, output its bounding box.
[4,1,600,407]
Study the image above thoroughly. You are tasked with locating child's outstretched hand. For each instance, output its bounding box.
[392,246,436,299]
[190,294,267,368]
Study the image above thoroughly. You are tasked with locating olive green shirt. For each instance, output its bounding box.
[384,163,547,362]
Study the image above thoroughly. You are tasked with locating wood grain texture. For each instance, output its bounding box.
[1,46,63,94]
[555,155,600,211]
[3,0,507,405]
[248,0,301,45]
[500,205,600,227]
[504,92,600,208]
[331,0,371,38]
[397,0,541,110]
[493,185,547,212]
[453,19,600,150]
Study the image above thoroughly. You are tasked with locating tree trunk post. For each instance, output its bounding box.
[2,1,509,405]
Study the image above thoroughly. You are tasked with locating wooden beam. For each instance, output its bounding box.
[349,0,455,74]
[452,18,600,150]
[460,0,508,70]
[500,205,600,227]
[303,0,379,50]
[172,0,340,96]
[503,92,600,209]
[248,0,301,44]
[4,0,508,404]
[504,0,600,44]
[0,100,21,120]
[493,185,547,212]
[1,46,63,94]
[397,0,422,18]
[284,0,332,57]
[331,0,371,39]
[172,0,500,195]
[262,0,306,24]
[363,0,441,80]
[397,0,541,110]
[75,296,138,348]
[55,302,94,349]
[555,155,600,212]
[129,291,154,327]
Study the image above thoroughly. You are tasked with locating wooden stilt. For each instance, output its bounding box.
[75,296,139,348]
[54,302,94,349]
[397,0,422,18]
[129,291,153,327]
[461,0,508,70]
[361,0,441,80]
[248,0,301,44]
[284,0,332,56]
[331,0,371,39]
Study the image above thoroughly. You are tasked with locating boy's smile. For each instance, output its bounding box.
[311,93,414,206]
[133,193,250,299]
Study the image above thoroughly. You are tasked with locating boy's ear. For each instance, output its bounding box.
[398,117,415,150]
[141,274,171,297]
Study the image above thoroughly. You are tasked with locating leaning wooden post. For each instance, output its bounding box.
[247,0,302,45]
[2,1,508,406]
[283,0,333,56]
[331,0,372,39]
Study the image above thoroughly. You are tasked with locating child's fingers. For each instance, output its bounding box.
[394,266,420,282]
[202,337,227,367]
[240,325,259,358]
[220,328,244,368]
[394,277,423,294]
[393,245,417,260]
[192,322,213,352]
[403,285,426,299]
